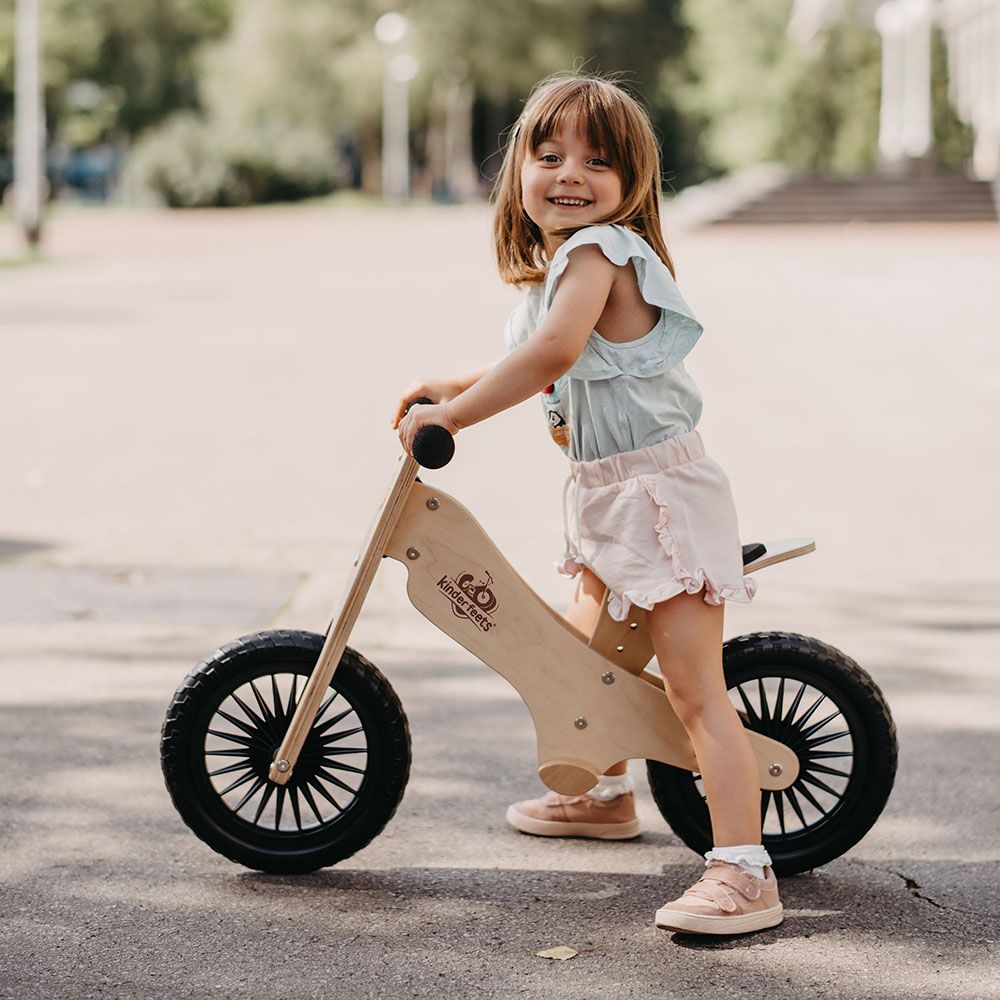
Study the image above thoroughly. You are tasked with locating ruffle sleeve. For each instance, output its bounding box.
[503,285,543,353]
[541,225,703,381]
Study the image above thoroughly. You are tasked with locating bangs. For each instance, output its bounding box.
[526,83,625,166]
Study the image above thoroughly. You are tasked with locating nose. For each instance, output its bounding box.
[556,160,584,185]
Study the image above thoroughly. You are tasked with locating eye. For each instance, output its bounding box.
[538,153,560,164]
[588,157,610,167]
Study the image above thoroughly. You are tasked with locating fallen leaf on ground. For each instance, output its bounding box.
[534,946,579,961]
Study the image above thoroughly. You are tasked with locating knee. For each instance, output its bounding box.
[662,673,728,730]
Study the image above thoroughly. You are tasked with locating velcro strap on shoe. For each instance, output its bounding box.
[681,883,739,913]
[701,866,762,901]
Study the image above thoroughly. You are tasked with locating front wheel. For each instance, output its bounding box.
[160,629,411,874]
[647,632,897,876]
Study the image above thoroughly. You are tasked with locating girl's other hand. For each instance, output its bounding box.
[397,402,461,458]
[390,378,462,430]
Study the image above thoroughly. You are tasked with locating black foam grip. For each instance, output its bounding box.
[405,396,456,470]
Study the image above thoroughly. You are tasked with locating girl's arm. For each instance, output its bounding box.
[390,358,502,430]
[447,245,615,431]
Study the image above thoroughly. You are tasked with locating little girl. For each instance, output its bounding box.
[392,74,782,936]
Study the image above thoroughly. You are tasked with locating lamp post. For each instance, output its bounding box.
[374,13,419,202]
[13,0,44,246]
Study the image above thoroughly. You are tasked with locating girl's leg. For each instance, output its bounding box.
[646,587,760,845]
[649,587,783,933]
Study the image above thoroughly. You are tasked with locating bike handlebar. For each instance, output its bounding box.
[404,396,455,470]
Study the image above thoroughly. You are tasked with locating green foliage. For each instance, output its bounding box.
[679,0,801,170]
[127,110,344,207]
[772,11,882,174]
[931,25,974,171]
[0,0,231,155]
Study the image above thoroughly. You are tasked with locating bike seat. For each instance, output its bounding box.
[742,538,816,572]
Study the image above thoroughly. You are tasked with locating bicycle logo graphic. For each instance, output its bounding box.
[435,569,499,631]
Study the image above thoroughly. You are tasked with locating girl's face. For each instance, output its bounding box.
[519,123,623,250]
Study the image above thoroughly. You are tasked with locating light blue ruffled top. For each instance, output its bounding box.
[503,224,704,463]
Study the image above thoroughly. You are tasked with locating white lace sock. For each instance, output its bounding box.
[586,772,635,801]
[703,843,772,880]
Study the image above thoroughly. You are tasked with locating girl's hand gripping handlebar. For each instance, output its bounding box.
[399,396,457,469]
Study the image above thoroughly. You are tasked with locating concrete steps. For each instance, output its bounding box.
[715,174,998,224]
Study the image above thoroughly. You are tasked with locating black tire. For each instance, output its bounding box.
[160,629,410,874]
[646,632,897,876]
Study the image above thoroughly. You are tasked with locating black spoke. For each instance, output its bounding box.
[298,782,326,825]
[205,749,252,758]
[793,780,829,817]
[760,789,772,825]
[289,787,303,831]
[735,684,762,728]
[321,726,365,745]
[800,771,840,798]
[780,681,808,737]
[215,708,261,739]
[774,789,787,835]
[794,692,827,733]
[772,676,786,732]
[806,729,851,750]
[799,709,843,742]
[249,680,275,724]
[316,766,357,796]
[757,677,772,725]
[315,689,338,720]
[321,747,368,756]
[208,729,255,747]
[808,762,852,779]
[809,749,854,759]
[274,786,286,830]
[209,760,254,778]
[318,760,365,776]
[307,777,343,813]
[314,706,354,738]
[229,690,266,729]
[271,675,285,720]
[232,776,266,814]
[253,782,276,825]
[784,785,809,828]
[220,769,260,797]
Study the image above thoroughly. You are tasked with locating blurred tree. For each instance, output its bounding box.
[0,0,231,157]
[679,0,801,171]
[413,0,705,194]
[130,0,367,206]
[930,24,974,172]
[772,8,882,174]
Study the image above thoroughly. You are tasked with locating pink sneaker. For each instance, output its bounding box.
[505,790,641,840]
[655,860,784,935]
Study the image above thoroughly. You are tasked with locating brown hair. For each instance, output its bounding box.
[491,74,676,285]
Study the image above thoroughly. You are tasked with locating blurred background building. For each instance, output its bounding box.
[0,0,997,225]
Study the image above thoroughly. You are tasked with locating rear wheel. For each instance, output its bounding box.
[161,629,410,873]
[646,631,897,876]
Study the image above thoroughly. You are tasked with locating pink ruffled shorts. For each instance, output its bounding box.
[555,430,757,621]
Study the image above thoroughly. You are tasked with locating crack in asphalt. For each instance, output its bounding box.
[889,869,999,919]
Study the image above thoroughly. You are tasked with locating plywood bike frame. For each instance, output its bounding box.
[268,451,799,794]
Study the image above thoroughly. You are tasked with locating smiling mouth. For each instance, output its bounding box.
[548,197,592,208]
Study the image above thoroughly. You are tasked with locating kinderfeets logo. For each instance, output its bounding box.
[437,570,498,632]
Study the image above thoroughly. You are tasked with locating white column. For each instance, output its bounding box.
[900,0,933,159]
[13,0,44,246]
[876,2,907,163]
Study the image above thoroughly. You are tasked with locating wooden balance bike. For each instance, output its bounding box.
[161,405,897,876]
